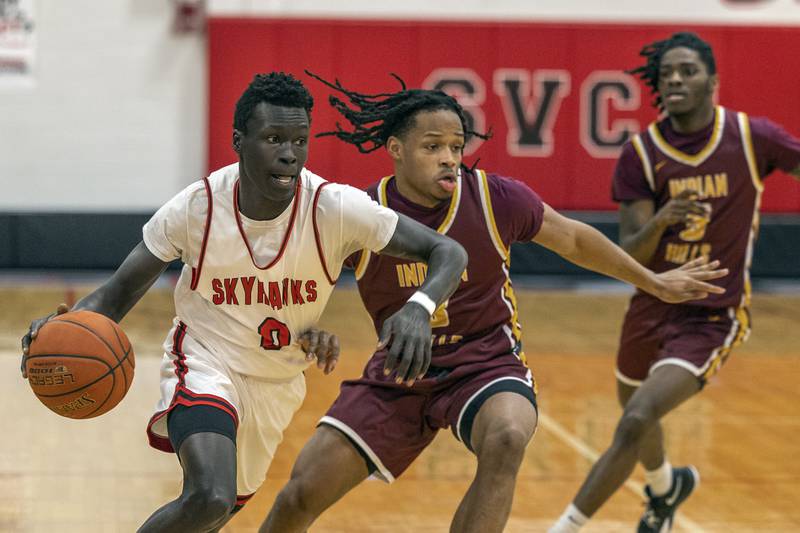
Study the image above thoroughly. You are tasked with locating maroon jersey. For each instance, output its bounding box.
[613,106,800,308]
[349,168,544,366]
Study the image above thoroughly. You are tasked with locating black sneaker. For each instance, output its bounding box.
[637,466,700,533]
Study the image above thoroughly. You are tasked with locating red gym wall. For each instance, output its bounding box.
[207,18,800,212]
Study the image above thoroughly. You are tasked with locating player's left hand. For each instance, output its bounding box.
[299,328,340,375]
[653,257,729,303]
[379,302,432,387]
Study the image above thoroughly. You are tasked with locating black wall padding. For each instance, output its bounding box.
[0,212,797,277]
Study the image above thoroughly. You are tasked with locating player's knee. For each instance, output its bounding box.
[477,425,530,468]
[274,477,317,517]
[181,485,236,526]
[615,409,655,447]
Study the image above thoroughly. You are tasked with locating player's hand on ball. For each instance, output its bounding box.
[20,303,69,378]
[379,302,432,387]
[300,328,341,375]
[654,257,728,303]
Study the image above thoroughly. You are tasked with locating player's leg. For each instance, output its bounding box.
[450,390,537,533]
[618,380,674,495]
[260,424,370,533]
[139,405,238,532]
[263,354,434,533]
[549,364,699,532]
[619,380,666,469]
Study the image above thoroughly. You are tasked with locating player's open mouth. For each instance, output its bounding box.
[437,174,457,193]
[271,175,296,187]
[665,93,687,103]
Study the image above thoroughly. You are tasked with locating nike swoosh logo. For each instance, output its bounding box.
[665,477,683,506]
[655,161,667,172]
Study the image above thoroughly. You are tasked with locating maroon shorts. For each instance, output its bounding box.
[320,341,537,482]
[616,293,751,387]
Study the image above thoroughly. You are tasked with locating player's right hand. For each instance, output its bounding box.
[299,327,341,375]
[21,303,69,378]
[655,189,710,227]
[378,302,432,387]
[654,258,728,303]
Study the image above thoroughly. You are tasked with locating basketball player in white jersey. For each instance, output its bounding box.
[20,72,468,532]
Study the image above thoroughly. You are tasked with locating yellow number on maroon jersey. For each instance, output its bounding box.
[680,202,712,242]
[430,300,450,328]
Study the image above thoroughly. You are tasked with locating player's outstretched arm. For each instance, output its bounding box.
[21,241,169,376]
[532,204,728,303]
[376,214,468,386]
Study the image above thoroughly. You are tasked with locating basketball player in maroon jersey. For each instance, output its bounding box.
[551,32,800,533]
[259,73,728,533]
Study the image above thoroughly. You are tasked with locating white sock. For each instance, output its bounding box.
[645,460,673,496]
[549,503,588,533]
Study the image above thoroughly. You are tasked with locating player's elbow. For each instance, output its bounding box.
[444,240,468,272]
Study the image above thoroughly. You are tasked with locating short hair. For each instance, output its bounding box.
[233,72,314,132]
[629,32,717,109]
[305,70,490,154]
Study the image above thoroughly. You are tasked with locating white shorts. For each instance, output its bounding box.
[146,321,306,497]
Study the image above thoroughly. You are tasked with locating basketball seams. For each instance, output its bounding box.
[108,321,133,391]
[82,368,116,419]
[50,317,134,394]
[51,317,127,365]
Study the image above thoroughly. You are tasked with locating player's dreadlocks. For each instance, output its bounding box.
[629,32,717,109]
[305,70,490,154]
[234,72,314,132]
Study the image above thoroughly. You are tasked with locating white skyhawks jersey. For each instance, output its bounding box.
[143,163,397,379]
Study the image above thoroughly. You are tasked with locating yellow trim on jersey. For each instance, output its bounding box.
[501,261,523,347]
[476,169,510,260]
[475,169,521,347]
[631,134,655,191]
[738,113,763,311]
[648,106,726,167]
[380,174,461,234]
[436,172,462,234]
[702,304,750,381]
[377,175,392,207]
[354,176,393,280]
[738,112,765,193]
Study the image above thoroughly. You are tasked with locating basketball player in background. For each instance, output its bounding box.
[550,32,800,533]
[20,72,468,533]
[260,73,729,533]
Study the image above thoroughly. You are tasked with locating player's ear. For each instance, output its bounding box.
[386,136,402,162]
[232,130,243,154]
[708,74,719,96]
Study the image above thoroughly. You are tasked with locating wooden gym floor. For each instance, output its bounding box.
[0,282,798,532]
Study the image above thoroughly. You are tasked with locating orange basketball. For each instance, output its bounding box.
[25,310,135,419]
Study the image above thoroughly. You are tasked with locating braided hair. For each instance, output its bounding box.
[628,32,716,109]
[305,70,490,154]
[234,72,314,132]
